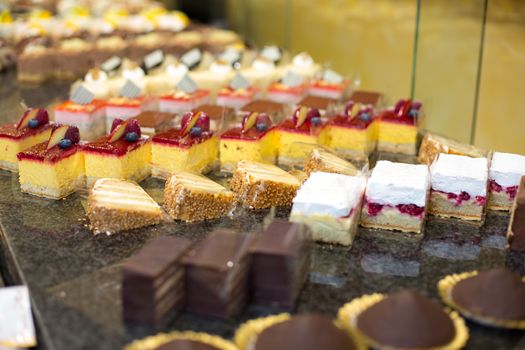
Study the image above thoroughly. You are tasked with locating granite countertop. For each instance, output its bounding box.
[0,71,524,350]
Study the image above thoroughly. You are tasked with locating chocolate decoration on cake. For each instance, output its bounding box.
[508,176,525,251]
[451,268,525,321]
[242,100,285,115]
[349,90,383,107]
[297,95,338,110]
[155,339,220,350]
[254,314,356,350]
[192,104,235,121]
[250,220,312,308]
[356,290,455,349]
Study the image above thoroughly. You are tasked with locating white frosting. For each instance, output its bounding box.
[366,161,430,206]
[430,153,488,196]
[166,62,189,79]
[292,52,314,68]
[85,69,108,84]
[209,61,233,75]
[0,286,36,348]
[489,152,525,187]
[156,14,185,31]
[122,66,145,88]
[251,58,275,72]
[292,172,365,217]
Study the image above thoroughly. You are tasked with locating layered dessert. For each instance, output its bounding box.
[429,154,488,221]
[418,132,487,165]
[190,59,235,94]
[145,55,188,95]
[54,39,93,80]
[216,73,261,110]
[151,111,218,177]
[267,71,309,105]
[163,172,235,222]
[508,176,525,251]
[303,149,358,178]
[241,56,278,89]
[284,52,321,80]
[348,90,384,108]
[92,36,128,66]
[240,99,286,120]
[488,152,525,211]
[17,42,54,83]
[183,230,254,318]
[220,112,277,172]
[322,102,376,160]
[192,104,235,130]
[276,106,325,167]
[158,76,211,113]
[87,178,162,234]
[376,99,421,155]
[105,94,157,133]
[361,161,430,233]
[309,69,351,100]
[122,236,191,324]
[80,68,110,99]
[82,119,151,185]
[250,220,312,309]
[291,172,366,246]
[231,160,300,209]
[0,108,53,171]
[18,125,84,199]
[132,111,174,136]
[297,95,339,116]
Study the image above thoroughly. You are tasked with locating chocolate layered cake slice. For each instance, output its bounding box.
[508,176,525,251]
[303,148,358,177]
[488,152,525,211]
[361,161,430,234]
[164,172,235,222]
[87,178,163,234]
[122,237,192,324]
[230,160,300,209]
[250,220,312,309]
[183,230,254,318]
[429,153,488,221]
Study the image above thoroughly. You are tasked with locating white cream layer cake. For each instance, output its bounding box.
[361,160,430,233]
[488,152,525,211]
[290,171,366,246]
[429,153,488,221]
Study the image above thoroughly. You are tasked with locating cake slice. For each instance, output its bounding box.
[18,125,85,199]
[361,161,430,233]
[216,73,261,109]
[429,154,488,221]
[508,176,525,251]
[122,236,192,324]
[0,108,53,171]
[296,95,339,114]
[164,172,235,222]
[303,148,359,177]
[267,71,309,105]
[418,132,487,165]
[159,88,212,113]
[291,172,366,245]
[231,160,300,209]
[132,111,174,137]
[349,90,384,108]
[87,178,163,234]
[192,104,235,131]
[376,99,421,155]
[488,152,525,211]
[240,99,287,120]
[309,69,351,100]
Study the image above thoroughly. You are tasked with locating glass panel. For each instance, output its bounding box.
[412,0,486,143]
[474,0,525,154]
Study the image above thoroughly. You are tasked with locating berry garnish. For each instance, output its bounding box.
[359,112,371,121]
[28,119,39,128]
[190,126,202,137]
[256,123,268,132]
[58,138,73,149]
[408,109,419,118]
[125,119,141,138]
[256,113,272,126]
[195,112,210,132]
[242,112,258,132]
[181,112,200,135]
[17,108,49,130]
[125,132,139,142]
[310,116,321,126]
[64,126,80,144]
[111,118,125,133]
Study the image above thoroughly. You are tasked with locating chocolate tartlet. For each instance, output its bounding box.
[439,268,525,329]
[235,313,358,350]
[125,331,237,350]
[338,291,468,350]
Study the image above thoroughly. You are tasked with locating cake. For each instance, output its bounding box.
[361,161,430,234]
[104,93,157,133]
[54,86,106,141]
[291,172,366,245]
[241,56,279,89]
[0,108,53,171]
[337,290,468,350]
[296,95,339,115]
[220,112,277,172]
[17,125,84,199]
[429,154,488,221]
[322,102,376,160]
[417,132,487,165]
[240,99,287,119]
[92,36,128,66]
[285,52,321,80]
[158,76,211,113]
[163,172,235,222]
[183,230,254,318]
[190,59,235,94]
[250,220,312,309]
[17,42,54,83]
[80,68,111,99]
[376,99,421,155]
[216,73,261,110]
[303,148,359,177]
[192,104,235,130]
[348,90,383,108]
[309,69,351,100]
[507,176,525,251]
[54,39,93,80]
[488,152,525,211]
[235,314,357,350]
[122,236,192,324]
[276,106,325,167]
[125,331,237,350]
[267,71,309,105]
[146,55,189,95]
[151,111,218,177]
[438,268,525,329]
[0,286,36,348]
[82,119,151,185]
[132,111,174,136]
[87,178,163,235]
[230,160,300,209]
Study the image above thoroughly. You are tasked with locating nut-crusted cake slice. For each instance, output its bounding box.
[231,160,300,209]
[304,149,358,177]
[164,172,235,222]
[87,178,163,234]
[418,132,487,165]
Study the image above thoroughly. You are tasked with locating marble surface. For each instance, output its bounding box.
[0,72,524,350]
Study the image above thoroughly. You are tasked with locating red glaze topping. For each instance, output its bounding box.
[55,100,105,112]
[152,128,214,148]
[82,136,148,156]
[379,110,416,126]
[17,142,80,163]
[277,118,324,135]
[0,123,53,140]
[330,115,374,130]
